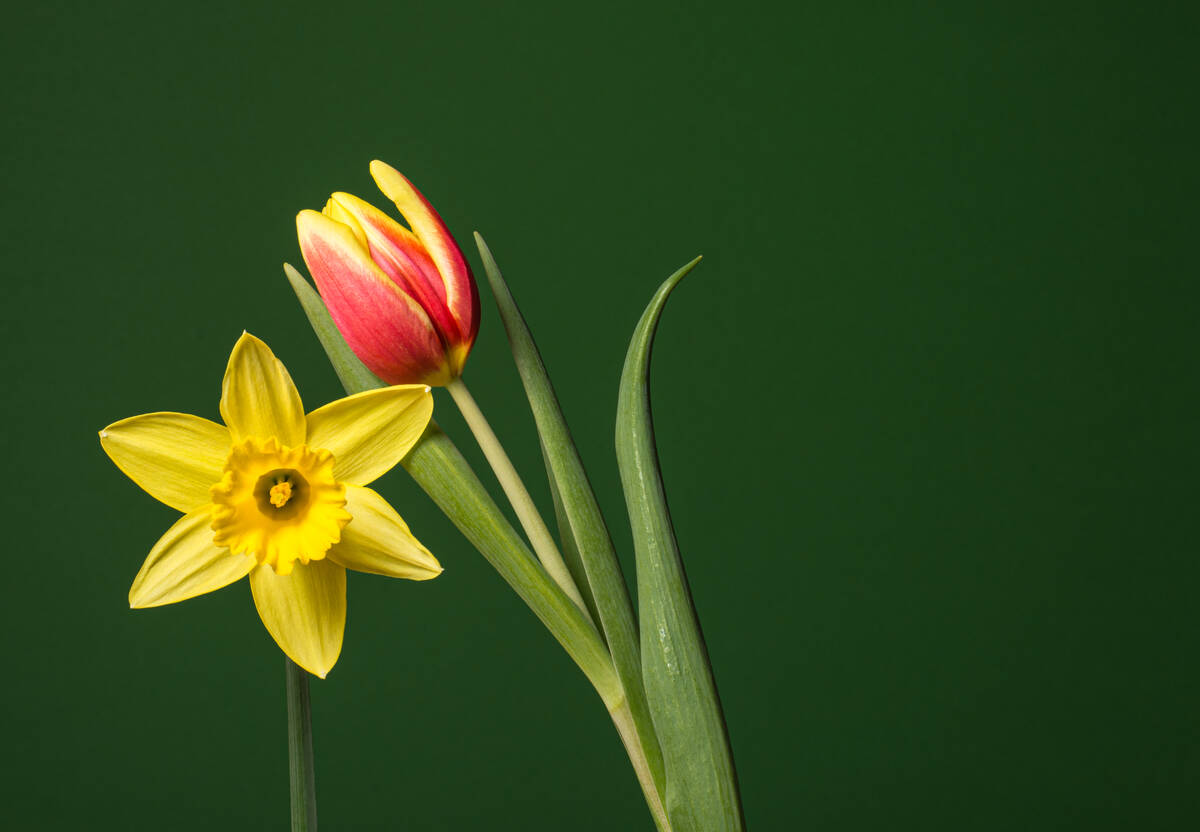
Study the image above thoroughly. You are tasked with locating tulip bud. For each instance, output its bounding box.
[296,161,480,386]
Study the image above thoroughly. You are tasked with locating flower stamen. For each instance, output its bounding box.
[269,480,293,508]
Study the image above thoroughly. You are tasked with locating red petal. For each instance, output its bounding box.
[370,161,480,366]
[297,210,451,385]
[327,192,465,350]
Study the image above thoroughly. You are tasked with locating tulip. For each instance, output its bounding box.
[296,161,480,386]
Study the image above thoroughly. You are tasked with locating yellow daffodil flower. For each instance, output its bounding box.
[100,332,441,677]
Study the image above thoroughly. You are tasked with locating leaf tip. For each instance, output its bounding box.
[473,231,496,264]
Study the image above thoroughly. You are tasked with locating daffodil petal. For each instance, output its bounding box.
[328,485,442,580]
[100,412,230,512]
[305,385,433,485]
[129,507,255,608]
[250,559,345,678]
[220,332,306,446]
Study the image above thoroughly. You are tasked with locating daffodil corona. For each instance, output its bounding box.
[210,438,350,575]
[100,333,441,677]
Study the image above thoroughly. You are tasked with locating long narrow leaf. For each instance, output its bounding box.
[284,263,621,704]
[541,435,602,625]
[474,234,665,794]
[615,257,744,832]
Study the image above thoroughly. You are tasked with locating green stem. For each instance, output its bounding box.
[445,376,591,618]
[610,701,673,832]
[286,658,318,832]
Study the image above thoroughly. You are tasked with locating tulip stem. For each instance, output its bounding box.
[286,658,318,832]
[611,702,673,832]
[445,376,592,618]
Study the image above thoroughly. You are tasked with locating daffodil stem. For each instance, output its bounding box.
[445,376,591,619]
[286,658,318,832]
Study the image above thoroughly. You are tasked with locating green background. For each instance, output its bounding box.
[4,1,1195,828]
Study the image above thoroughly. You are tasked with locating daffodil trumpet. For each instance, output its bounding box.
[99,332,442,678]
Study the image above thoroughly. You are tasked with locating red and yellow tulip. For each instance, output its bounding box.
[296,161,480,386]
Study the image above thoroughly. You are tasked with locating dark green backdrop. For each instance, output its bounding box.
[4,1,1195,828]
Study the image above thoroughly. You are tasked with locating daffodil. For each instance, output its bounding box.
[100,332,441,677]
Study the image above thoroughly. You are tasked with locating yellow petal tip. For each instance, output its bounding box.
[296,208,324,224]
[411,563,444,581]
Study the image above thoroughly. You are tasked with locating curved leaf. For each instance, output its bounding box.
[615,257,744,832]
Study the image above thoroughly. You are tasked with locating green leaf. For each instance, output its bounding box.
[540,435,602,625]
[475,234,665,796]
[403,423,622,699]
[615,257,745,832]
[283,264,621,704]
[284,263,385,394]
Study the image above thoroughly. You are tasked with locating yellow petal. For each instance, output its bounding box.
[220,332,306,447]
[129,507,255,607]
[328,485,442,580]
[250,559,345,678]
[100,413,230,512]
[322,195,370,251]
[305,385,433,485]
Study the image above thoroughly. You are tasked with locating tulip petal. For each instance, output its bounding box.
[130,507,255,607]
[329,485,442,580]
[369,161,480,359]
[322,196,370,251]
[327,192,465,348]
[250,558,346,678]
[220,333,306,446]
[101,413,230,512]
[284,263,386,394]
[297,209,451,385]
[305,384,433,485]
